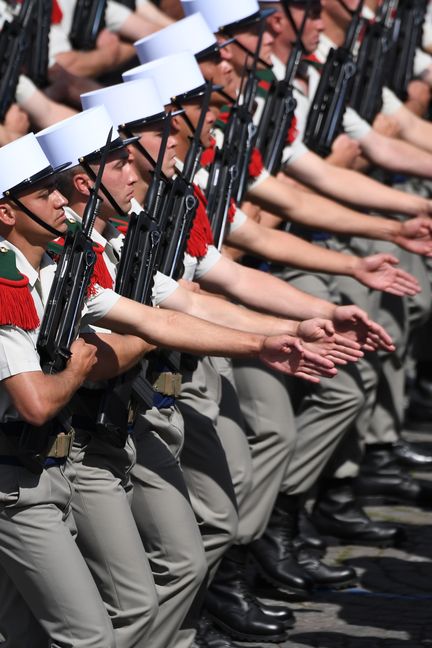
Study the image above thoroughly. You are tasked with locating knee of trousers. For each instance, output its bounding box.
[124,588,159,642]
[175,540,208,596]
[307,367,366,415]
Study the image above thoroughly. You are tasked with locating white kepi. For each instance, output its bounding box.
[123,51,208,106]
[81,78,166,129]
[36,106,128,170]
[0,133,68,198]
[181,0,274,33]
[134,13,221,63]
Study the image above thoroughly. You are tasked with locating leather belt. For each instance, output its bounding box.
[0,428,75,459]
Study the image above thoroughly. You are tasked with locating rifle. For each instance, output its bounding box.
[303,0,365,156]
[0,0,35,122]
[231,22,266,204]
[70,0,107,51]
[95,119,174,441]
[114,114,172,305]
[254,0,310,175]
[37,129,113,374]
[388,0,427,100]
[350,0,400,122]
[25,0,51,88]
[157,82,213,279]
[206,30,267,248]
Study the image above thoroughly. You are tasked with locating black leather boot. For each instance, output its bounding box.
[312,478,404,547]
[392,439,432,469]
[206,545,288,643]
[354,443,432,507]
[296,508,327,555]
[297,546,357,589]
[249,494,314,596]
[194,616,239,648]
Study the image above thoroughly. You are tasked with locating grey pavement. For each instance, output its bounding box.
[245,426,432,648]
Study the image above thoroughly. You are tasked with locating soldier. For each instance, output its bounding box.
[0,132,116,648]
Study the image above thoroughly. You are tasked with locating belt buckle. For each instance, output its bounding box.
[46,429,75,459]
[153,372,182,397]
[173,373,182,398]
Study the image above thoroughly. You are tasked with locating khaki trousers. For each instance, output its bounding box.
[70,433,158,648]
[0,459,114,648]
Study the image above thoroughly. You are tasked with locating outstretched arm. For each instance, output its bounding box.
[285,149,432,216]
[226,216,420,296]
[247,175,432,256]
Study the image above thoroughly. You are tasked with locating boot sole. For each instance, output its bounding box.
[355,493,428,508]
[250,555,313,597]
[312,577,357,591]
[208,613,289,644]
[313,528,399,549]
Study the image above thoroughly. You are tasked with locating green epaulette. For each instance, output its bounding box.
[0,247,39,330]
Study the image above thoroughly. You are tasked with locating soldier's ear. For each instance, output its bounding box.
[73,172,92,196]
[267,9,285,35]
[170,112,183,134]
[0,201,16,228]
[219,42,233,61]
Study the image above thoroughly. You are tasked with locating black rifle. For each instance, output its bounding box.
[70,0,107,51]
[114,114,172,306]
[254,0,310,175]
[231,23,266,204]
[388,0,426,100]
[157,82,213,279]
[25,0,51,88]
[205,145,238,251]
[350,0,400,122]
[37,130,112,374]
[303,0,365,156]
[0,0,35,122]
[206,32,265,247]
[96,120,173,441]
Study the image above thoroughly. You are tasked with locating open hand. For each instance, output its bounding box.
[352,253,420,296]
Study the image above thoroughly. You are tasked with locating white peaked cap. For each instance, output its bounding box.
[37,106,119,170]
[135,13,217,62]
[81,78,165,128]
[123,51,206,105]
[0,133,53,198]
[182,0,261,32]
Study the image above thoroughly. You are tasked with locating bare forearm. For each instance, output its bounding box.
[7,368,86,425]
[396,109,432,154]
[201,262,336,321]
[177,291,299,337]
[55,50,116,78]
[98,299,265,358]
[290,162,427,216]
[82,333,155,381]
[361,130,432,177]
[228,221,361,276]
[248,177,399,240]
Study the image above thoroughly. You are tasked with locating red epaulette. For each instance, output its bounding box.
[201,137,217,168]
[187,186,214,258]
[249,148,265,179]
